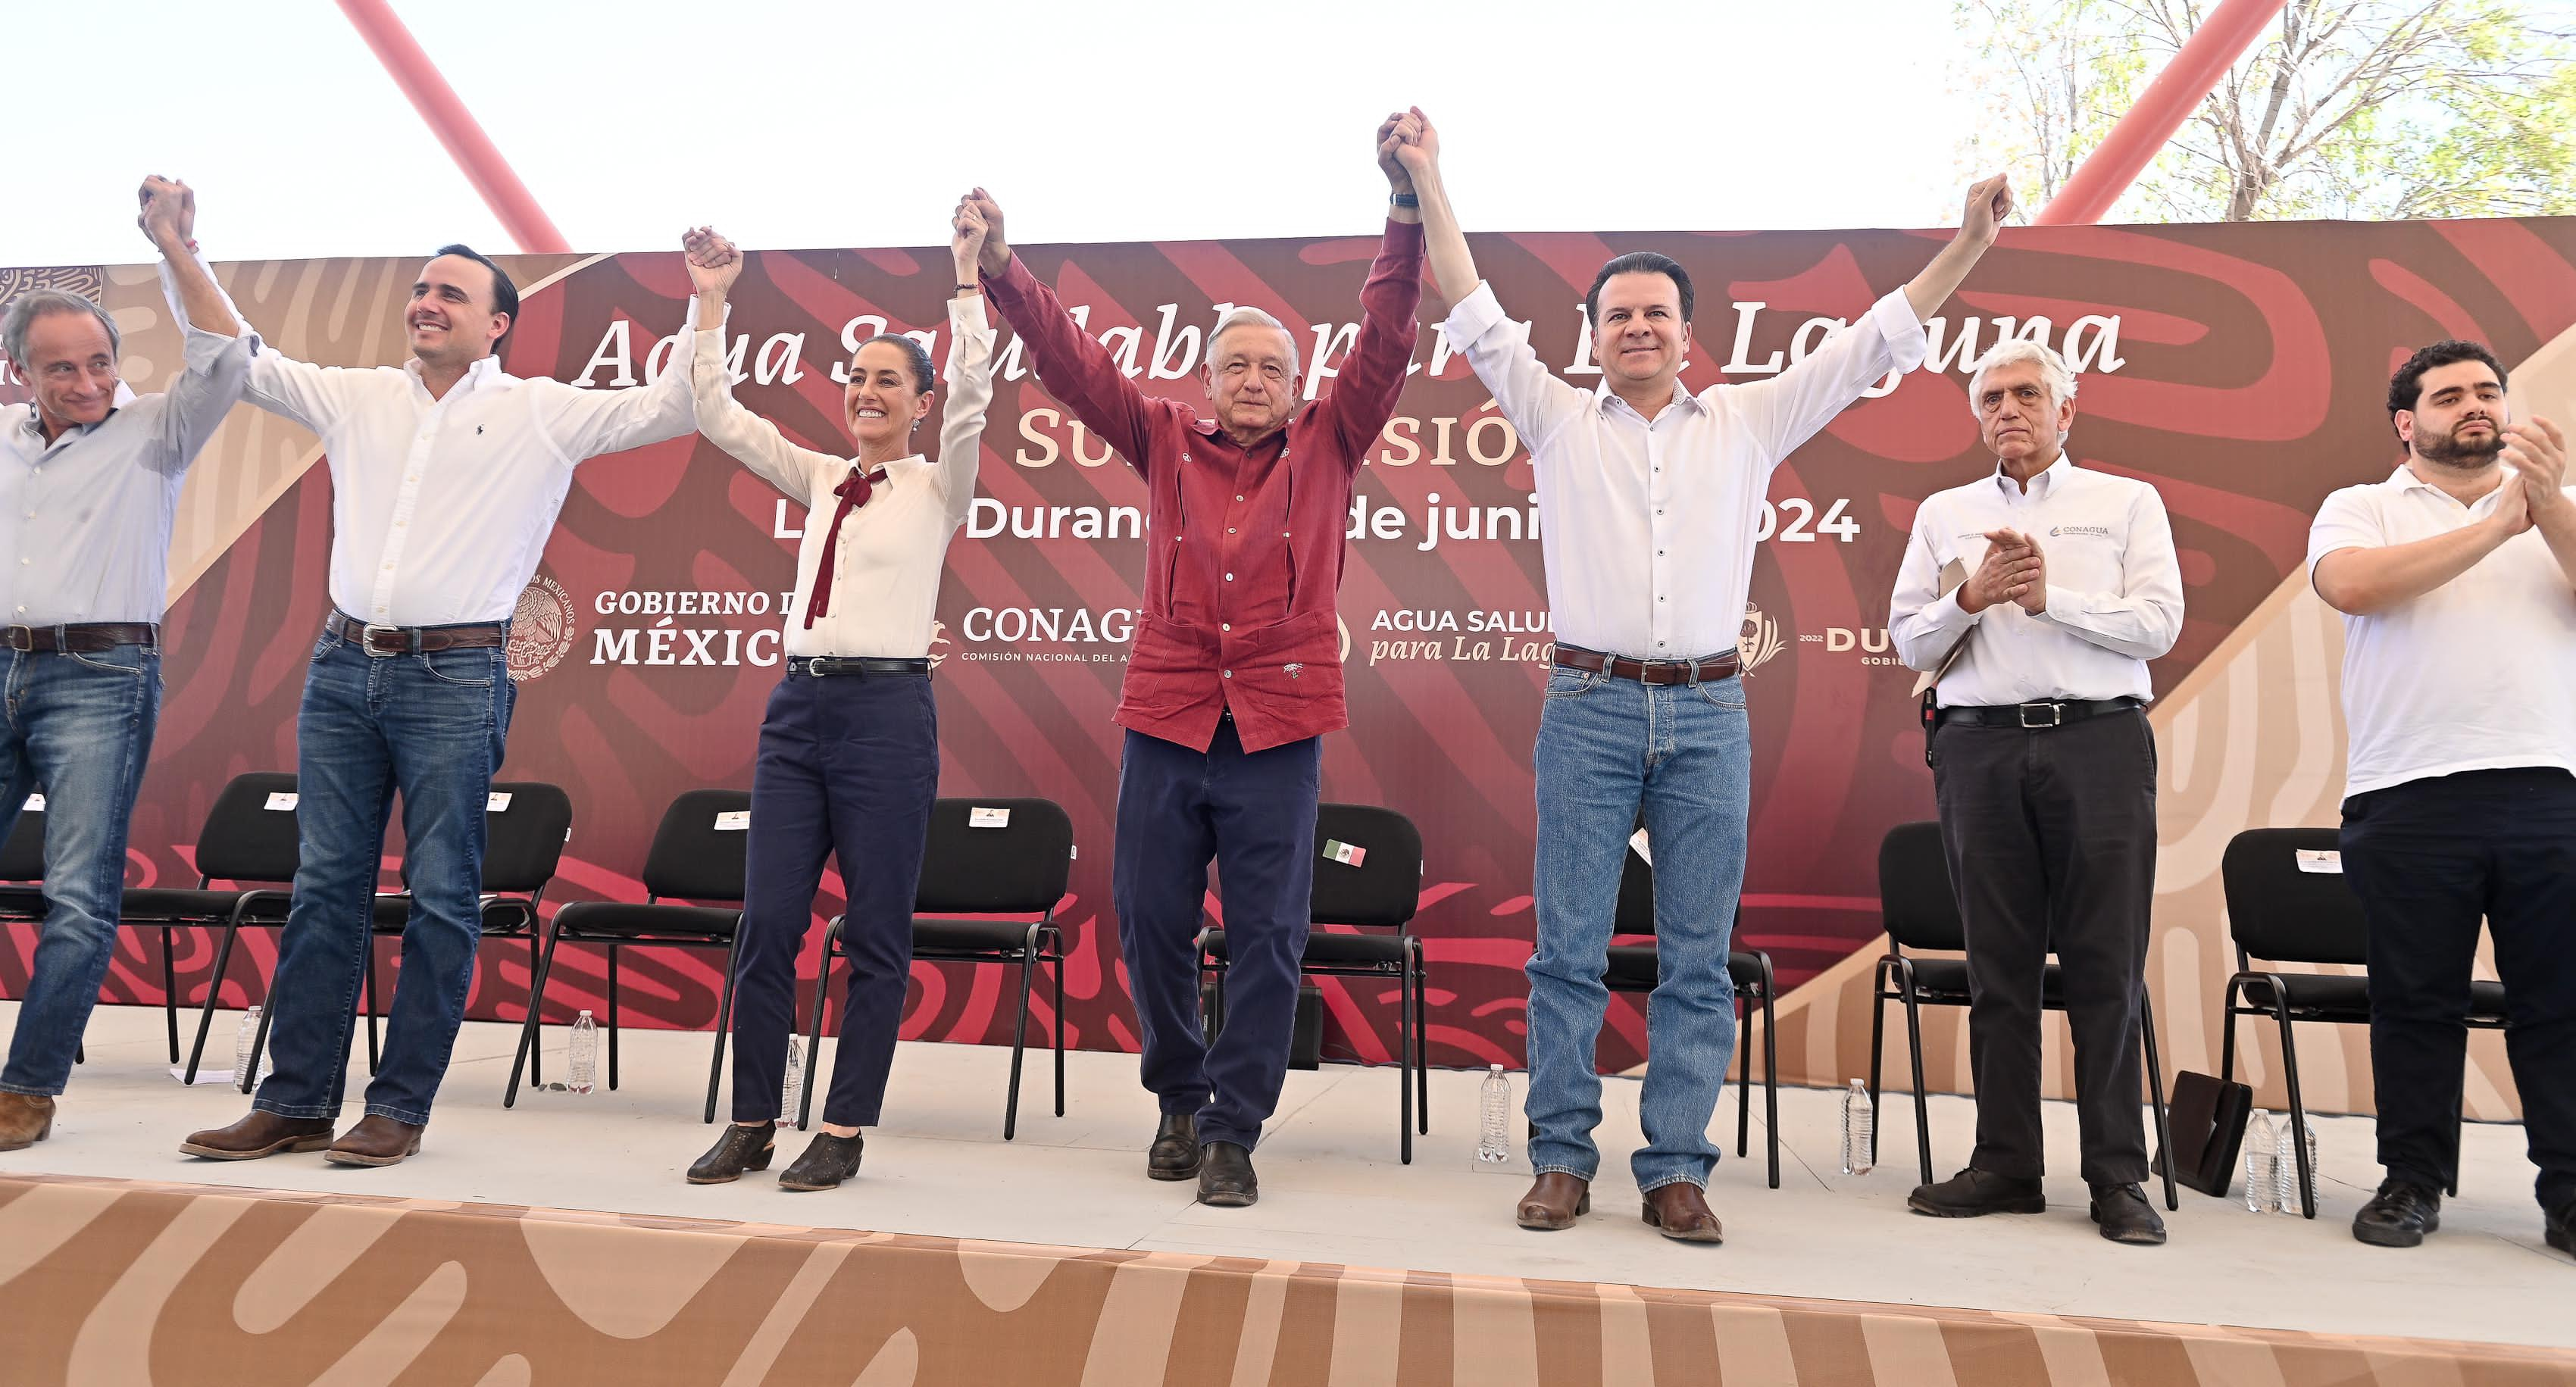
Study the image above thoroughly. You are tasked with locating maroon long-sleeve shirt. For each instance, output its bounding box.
[982,220,1424,753]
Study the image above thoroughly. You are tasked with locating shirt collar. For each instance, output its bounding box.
[403,352,506,396]
[1991,453,2071,498]
[1592,376,1706,419]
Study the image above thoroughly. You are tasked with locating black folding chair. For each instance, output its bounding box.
[1868,820,2178,1209]
[1602,836,1781,1189]
[2218,827,2501,1217]
[799,797,1075,1139]
[132,773,308,1084]
[507,789,749,1122]
[1196,803,1429,1163]
[355,783,574,1081]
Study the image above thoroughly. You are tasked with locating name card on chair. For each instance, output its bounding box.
[969,806,1011,828]
[1627,828,1652,865]
[21,794,40,812]
[714,811,749,831]
[1322,839,1368,867]
[486,792,513,812]
[264,792,299,811]
[2295,849,2342,873]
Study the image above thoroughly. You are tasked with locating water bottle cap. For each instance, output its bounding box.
[1489,1064,1504,1073]
[577,1009,592,1019]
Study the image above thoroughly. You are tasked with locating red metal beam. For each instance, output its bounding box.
[2034,0,2289,226]
[336,0,570,253]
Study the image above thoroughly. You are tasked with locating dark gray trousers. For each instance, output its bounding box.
[1930,707,2157,1186]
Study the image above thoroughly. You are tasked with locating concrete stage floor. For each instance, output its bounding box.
[5,1000,2565,1351]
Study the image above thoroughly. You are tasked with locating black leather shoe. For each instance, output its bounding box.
[2352,1179,2442,1248]
[688,1123,777,1184]
[2088,1182,2168,1245]
[779,1131,864,1191]
[2547,1201,2574,1257]
[1198,1140,1258,1207]
[1908,1167,2046,1217]
[1148,1114,1202,1182]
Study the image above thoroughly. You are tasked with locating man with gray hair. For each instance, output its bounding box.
[957,115,1423,1208]
[1888,336,2184,1244]
[0,176,248,1150]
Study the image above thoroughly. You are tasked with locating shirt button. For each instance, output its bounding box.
[1221,623,1231,632]
[1228,527,1236,535]
[1225,573,1234,582]
[1222,670,1233,679]
[1657,641,1667,648]
[1236,494,1245,502]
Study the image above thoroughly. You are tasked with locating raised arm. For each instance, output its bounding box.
[935,202,998,529]
[143,181,349,433]
[965,188,1162,475]
[1397,111,1589,449]
[1313,114,1427,464]
[537,299,698,464]
[1903,176,2012,323]
[677,226,829,498]
[137,176,252,475]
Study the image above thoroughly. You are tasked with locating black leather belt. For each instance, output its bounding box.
[3,623,158,652]
[1937,696,2141,729]
[1555,642,1740,686]
[327,611,507,656]
[787,656,931,678]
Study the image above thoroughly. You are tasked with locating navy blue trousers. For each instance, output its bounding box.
[728,669,939,1127]
[1112,719,1319,1150]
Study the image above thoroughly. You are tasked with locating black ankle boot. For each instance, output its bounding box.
[779,1131,864,1191]
[687,1123,776,1184]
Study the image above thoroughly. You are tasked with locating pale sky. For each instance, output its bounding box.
[8,0,1980,266]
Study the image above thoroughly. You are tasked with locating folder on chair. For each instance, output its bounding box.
[2155,1070,2255,1198]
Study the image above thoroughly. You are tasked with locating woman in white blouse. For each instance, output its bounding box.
[679,205,995,1191]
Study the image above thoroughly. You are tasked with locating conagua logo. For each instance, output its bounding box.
[2050,524,2114,539]
[927,620,951,671]
[507,576,577,683]
[1737,602,1786,675]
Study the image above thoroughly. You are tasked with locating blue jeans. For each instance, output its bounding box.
[1527,665,1749,1192]
[0,643,161,1096]
[1113,721,1320,1151]
[255,631,512,1126]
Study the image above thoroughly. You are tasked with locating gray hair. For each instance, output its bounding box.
[2,289,120,375]
[1207,305,1299,379]
[1966,337,2077,417]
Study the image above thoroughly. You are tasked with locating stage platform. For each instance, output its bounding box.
[2,1001,2568,1385]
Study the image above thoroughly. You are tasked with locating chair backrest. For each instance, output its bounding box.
[641,789,754,903]
[1877,821,1966,952]
[193,772,305,884]
[1311,802,1423,929]
[480,782,574,895]
[914,797,1075,915]
[0,794,43,880]
[2221,828,2368,965]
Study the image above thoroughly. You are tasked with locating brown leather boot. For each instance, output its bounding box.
[1642,1182,1724,1244]
[0,1093,55,1151]
[1516,1171,1591,1230]
[324,1114,424,1167]
[180,1110,336,1160]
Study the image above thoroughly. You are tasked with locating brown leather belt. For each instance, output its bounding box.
[327,611,508,657]
[3,623,159,653]
[1555,642,1740,686]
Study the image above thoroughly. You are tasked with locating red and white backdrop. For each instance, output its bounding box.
[6,216,2571,1116]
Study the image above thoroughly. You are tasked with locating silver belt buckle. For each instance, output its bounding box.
[2018,701,2063,729]
[361,623,406,657]
[3,626,30,651]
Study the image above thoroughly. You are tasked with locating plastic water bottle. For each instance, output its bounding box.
[2272,1114,2318,1212]
[567,1011,597,1095]
[2244,1110,2278,1213]
[233,1006,262,1086]
[1476,1065,1511,1164]
[779,1045,804,1129]
[1841,1079,1874,1175]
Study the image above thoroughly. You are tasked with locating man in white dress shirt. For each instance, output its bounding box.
[2308,339,2576,1256]
[177,202,697,1167]
[1888,338,2182,1245]
[1398,111,2012,1240]
[0,178,248,1150]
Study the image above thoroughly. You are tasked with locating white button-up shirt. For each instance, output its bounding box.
[0,293,252,626]
[174,258,697,626]
[1441,283,1925,660]
[1890,457,2183,704]
[2309,466,2576,797]
[692,295,994,658]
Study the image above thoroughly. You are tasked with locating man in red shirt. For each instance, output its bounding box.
[964,117,1424,1207]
